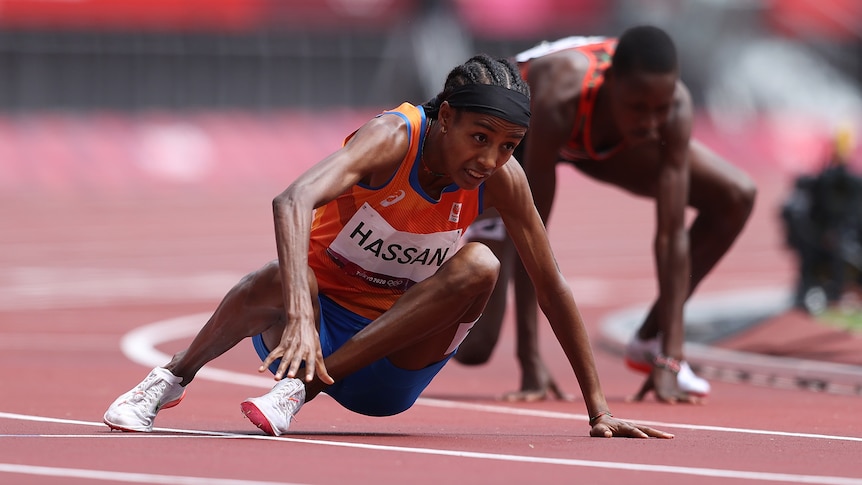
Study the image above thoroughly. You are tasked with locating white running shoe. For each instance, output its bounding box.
[103,367,186,432]
[678,361,711,397]
[624,336,660,374]
[240,378,305,437]
[624,336,710,397]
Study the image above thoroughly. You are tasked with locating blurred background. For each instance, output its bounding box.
[1,0,860,197]
[2,0,862,322]
[0,0,861,409]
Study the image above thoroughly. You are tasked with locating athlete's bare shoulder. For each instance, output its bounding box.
[358,107,412,144]
[517,37,602,103]
[484,157,531,214]
[672,80,693,118]
[526,50,588,105]
[342,108,412,185]
[662,80,694,144]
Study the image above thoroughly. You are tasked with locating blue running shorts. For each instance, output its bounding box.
[252,293,453,417]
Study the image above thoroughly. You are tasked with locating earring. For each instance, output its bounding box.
[442,127,448,134]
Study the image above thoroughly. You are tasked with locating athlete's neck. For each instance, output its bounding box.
[419,121,453,198]
[590,85,625,150]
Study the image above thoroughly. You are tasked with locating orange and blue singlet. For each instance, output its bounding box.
[254,102,484,417]
[308,102,483,321]
[516,36,623,162]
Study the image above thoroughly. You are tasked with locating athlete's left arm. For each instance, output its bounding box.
[487,162,672,439]
[654,81,694,356]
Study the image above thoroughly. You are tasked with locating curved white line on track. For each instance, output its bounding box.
[601,287,862,395]
[0,267,241,311]
[7,314,853,484]
[123,313,862,442]
[120,313,276,388]
[8,307,862,484]
[2,264,782,311]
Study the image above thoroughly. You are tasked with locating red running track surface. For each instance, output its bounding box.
[1,112,861,485]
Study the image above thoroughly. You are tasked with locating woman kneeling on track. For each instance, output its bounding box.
[103,54,672,439]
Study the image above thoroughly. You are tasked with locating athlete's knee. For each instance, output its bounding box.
[717,176,757,238]
[453,348,493,365]
[448,242,501,293]
[237,260,283,308]
[452,331,495,365]
[730,173,757,220]
[706,172,757,231]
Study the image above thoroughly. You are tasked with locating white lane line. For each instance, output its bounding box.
[416,398,862,442]
[0,333,118,351]
[0,463,308,485]
[1,414,861,485]
[0,265,722,310]
[0,412,225,436]
[122,314,862,443]
[10,313,860,484]
[0,267,241,310]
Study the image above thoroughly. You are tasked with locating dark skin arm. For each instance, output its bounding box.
[526,51,699,402]
[510,53,583,397]
[486,158,672,438]
[521,53,582,224]
[653,82,692,362]
[633,82,697,403]
[267,115,410,384]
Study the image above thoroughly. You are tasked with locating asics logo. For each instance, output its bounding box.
[380,190,406,207]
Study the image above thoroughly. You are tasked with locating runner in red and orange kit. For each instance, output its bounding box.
[458,26,757,404]
[103,54,672,439]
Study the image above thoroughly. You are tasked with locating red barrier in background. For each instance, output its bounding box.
[0,0,606,34]
[0,0,416,31]
[0,109,857,197]
[2,0,860,40]
[0,110,376,195]
[767,0,862,41]
[0,0,266,31]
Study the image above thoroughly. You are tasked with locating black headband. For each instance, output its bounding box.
[446,84,531,127]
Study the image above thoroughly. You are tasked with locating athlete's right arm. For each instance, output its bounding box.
[267,115,410,383]
[521,54,582,224]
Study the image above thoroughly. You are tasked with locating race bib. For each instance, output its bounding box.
[327,203,462,291]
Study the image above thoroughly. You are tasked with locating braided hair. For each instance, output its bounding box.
[423,54,530,120]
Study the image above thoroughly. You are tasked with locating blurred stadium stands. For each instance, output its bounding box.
[0,0,859,194]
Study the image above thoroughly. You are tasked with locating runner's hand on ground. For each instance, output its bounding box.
[629,367,702,404]
[502,378,574,402]
[589,414,674,439]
